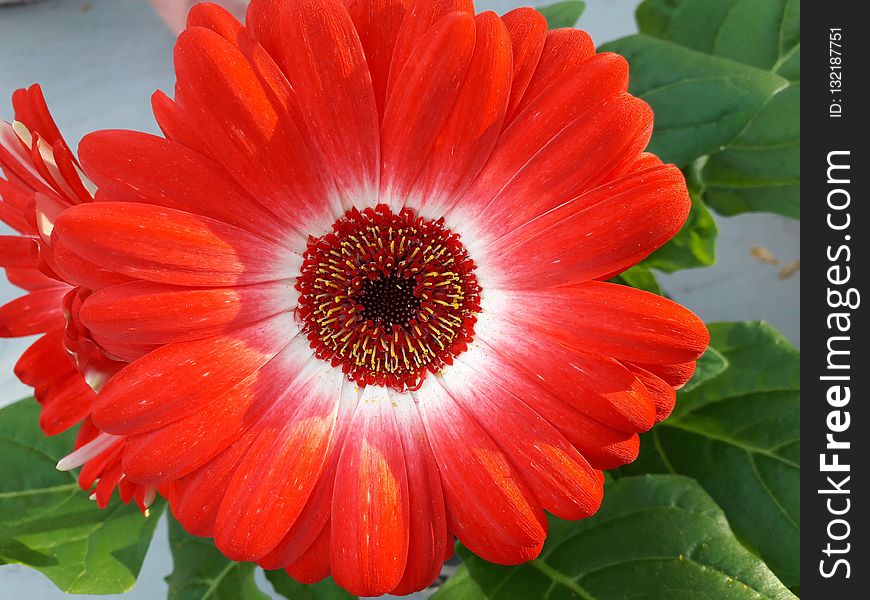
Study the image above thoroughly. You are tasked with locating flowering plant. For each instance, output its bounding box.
[0,0,799,598]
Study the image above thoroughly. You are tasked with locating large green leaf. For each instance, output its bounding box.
[167,515,267,600]
[623,322,800,587]
[537,1,585,28]
[0,399,163,593]
[432,475,795,600]
[266,569,356,600]
[701,82,799,218]
[637,0,800,80]
[601,35,786,168]
[606,0,800,218]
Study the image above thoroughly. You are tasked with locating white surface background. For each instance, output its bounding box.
[0,0,799,598]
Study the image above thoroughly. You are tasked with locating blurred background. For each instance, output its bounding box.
[0,0,799,598]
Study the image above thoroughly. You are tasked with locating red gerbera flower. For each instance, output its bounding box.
[0,85,151,511]
[50,0,707,595]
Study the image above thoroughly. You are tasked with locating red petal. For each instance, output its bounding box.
[0,122,55,198]
[185,1,244,37]
[626,362,678,423]
[36,371,97,436]
[189,1,312,160]
[81,280,294,345]
[0,235,37,268]
[27,133,78,207]
[47,138,95,206]
[0,179,35,234]
[246,0,283,61]
[173,27,336,233]
[439,356,604,520]
[15,329,97,435]
[502,282,710,365]
[633,360,698,389]
[86,331,158,363]
[51,236,134,290]
[512,28,595,118]
[286,522,332,584]
[625,151,665,174]
[76,420,122,489]
[257,383,358,569]
[480,327,656,433]
[54,202,296,287]
[386,0,474,102]
[215,364,344,560]
[331,386,410,596]
[390,397,448,595]
[168,429,258,537]
[4,267,59,292]
[79,130,298,244]
[501,8,547,121]
[486,165,690,287]
[257,381,359,569]
[150,91,215,160]
[280,0,380,204]
[92,313,297,435]
[121,337,315,484]
[487,344,640,469]
[12,84,64,147]
[94,460,124,508]
[347,0,409,120]
[380,11,476,206]
[414,11,512,215]
[417,377,546,564]
[15,329,69,389]
[453,88,646,239]
[0,287,66,337]
[467,50,628,184]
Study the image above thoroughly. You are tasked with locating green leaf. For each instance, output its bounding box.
[611,0,800,218]
[167,515,268,600]
[701,82,799,218]
[167,515,355,600]
[0,399,163,594]
[537,1,585,28]
[680,346,729,393]
[266,569,356,600]
[623,322,800,588]
[601,35,786,168]
[610,265,662,295]
[636,0,800,81]
[433,476,795,600]
[433,564,486,600]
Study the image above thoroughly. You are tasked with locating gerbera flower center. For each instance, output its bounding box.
[296,205,481,391]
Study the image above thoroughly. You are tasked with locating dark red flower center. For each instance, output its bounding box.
[296,205,481,391]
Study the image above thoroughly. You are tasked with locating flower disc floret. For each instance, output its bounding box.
[296,204,481,390]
